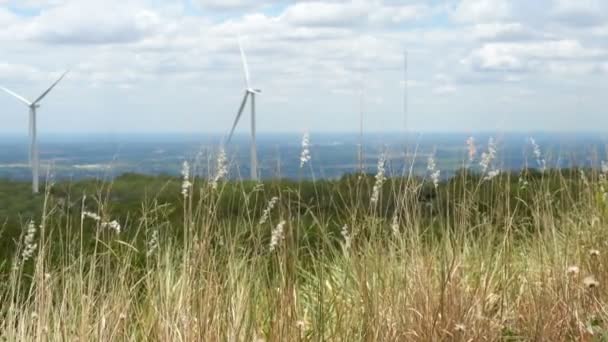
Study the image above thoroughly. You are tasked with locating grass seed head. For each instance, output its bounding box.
[300,132,311,168]
[21,220,38,262]
[181,161,192,197]
[269,220,286,252]
[427,153,440,189]
[567,266,580,276]
[210,148,228,190]
[259,196,279,225]
[341,224,352,252]
[466,136,476,163]
[371,153,387,205]
[584,276,599,289]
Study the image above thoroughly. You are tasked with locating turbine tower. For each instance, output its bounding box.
[403,49,408,136]
[226,37,261,181]
[1,71,69,194]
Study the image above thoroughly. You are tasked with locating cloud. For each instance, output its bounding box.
[280,1,369,27]
[462,39,607,73]
[197,0,260,11]
[433,84,457,95]
[22,1,165,45]
[0,0,607,133]
[552,0,607,27]
[591,25,608,36]
[280,1,429,28]
[3,0,66,10]
[0,62,41,82]
[452,0,511,23]
[0,7,18,29]
[368,4,430,25]
[472,22,544,42]
[433,73,457,94]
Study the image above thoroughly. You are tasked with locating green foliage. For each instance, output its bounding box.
[0,167,596,271]
[1,165,608,340]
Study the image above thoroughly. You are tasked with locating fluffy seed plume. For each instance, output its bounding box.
[566,265,580,276]
[259,196,279,225]
[479,137,497,174]
[371,153,387,205]
[466,136,476,163]
[300,132,311,168]
[341,224,352,252]
[427,153,440,189]
[101,220,121,233]
[82,211,101,221]
[210,148,228,190]
[181,161,192,197]
[584,275,599,289]
[83,210,121,233]
[21,220,38,262]
[147,229,159,257]
[484,169,501,181]
[518,174,529,190]
[480,137,500,180]
[269,220,286,252]
[391,215,399,236]
[529,138,546,172]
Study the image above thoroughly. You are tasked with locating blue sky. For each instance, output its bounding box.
[0,0,607,134]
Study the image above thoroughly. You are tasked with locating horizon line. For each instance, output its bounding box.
[1,130,608,136]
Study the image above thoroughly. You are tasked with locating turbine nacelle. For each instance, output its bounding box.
[247,88,262,94]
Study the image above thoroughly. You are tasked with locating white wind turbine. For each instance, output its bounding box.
[1,71,69,194]
[226,37,261,181]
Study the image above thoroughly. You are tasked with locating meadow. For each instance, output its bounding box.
[2,142,608,341]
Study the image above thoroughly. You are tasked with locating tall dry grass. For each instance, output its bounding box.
[2,144,608,341]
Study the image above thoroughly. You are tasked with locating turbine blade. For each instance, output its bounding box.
[32,70,69,105]
[226,92,249,144]
[0,86,32,106]
[238,37,251,89]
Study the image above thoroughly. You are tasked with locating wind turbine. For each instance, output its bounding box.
[226,38,261,181]
[1,71,69,194]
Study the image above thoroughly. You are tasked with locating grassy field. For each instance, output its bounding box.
[1,155,608,340]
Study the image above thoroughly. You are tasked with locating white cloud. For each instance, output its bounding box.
[472,22,543,42]
[211,13,282,38]
[452,0,511,23]
[280,1,369,27]
[433,73,457,94]
[0,0,607,133]
[0,62,40,82]
[463,40,606,72]
[552,0,606,27]
[368,4,430,25]
[0,8,18,35]
[591,25,608,36]
[22,1,165,45]
[433,84,457,95]
[280,1,429,28]
[197,0,260,10]
[3,0,66,9]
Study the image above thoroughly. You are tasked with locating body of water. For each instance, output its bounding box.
[0,132,606,181]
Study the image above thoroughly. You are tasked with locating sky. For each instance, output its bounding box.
[0,0,607,134]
